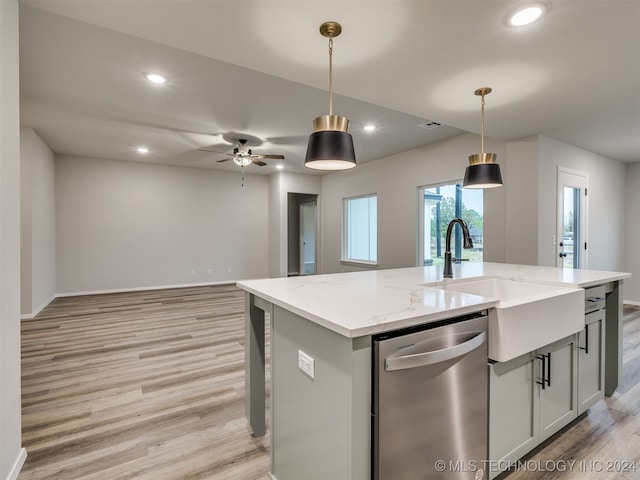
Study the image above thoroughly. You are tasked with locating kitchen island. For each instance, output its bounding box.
[238,262,630,480]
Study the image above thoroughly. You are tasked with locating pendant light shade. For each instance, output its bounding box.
[306,130,356,170]
[463,157,503,188]
[463,88,503,189]
[305,21,356,171]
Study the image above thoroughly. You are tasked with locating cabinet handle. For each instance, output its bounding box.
[579,324,590,354]
[536,354,546,389]
[546,352,551,387]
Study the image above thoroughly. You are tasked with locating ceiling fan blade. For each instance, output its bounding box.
[216,158,232,163]
[198,147,232,155]
[250,154,285,160]
[264,135,308,145]
[252,160,268,167]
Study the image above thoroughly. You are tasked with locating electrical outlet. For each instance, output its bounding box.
[190,269,196,276]
[207,268,212,275]
[227,267,232,273]
[298,350,315,379]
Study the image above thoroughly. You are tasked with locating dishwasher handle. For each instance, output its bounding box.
[385,331,486,372]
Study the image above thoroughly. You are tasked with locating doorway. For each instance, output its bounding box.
[299,202,317,275]
[287,193,318,276]
[556,167,588,269]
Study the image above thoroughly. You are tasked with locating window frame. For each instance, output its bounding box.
[341,193,378,266]
[417,181,484,267]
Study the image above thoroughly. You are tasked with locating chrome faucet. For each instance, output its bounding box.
[443,218,474,278]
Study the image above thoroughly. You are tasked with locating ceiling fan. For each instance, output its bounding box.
[199,138,285,167]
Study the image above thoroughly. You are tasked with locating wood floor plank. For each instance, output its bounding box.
[19,285,269,480]
[19,285,638,479]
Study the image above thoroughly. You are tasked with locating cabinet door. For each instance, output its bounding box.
[489,353,538,478]
[538,335,578,441]
[578,310,605,414]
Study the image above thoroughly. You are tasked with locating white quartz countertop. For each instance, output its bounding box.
[237,262,630,338]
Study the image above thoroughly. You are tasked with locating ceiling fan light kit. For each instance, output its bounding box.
[233,154,253,168]
[199,137,282,168]
[463,87,504,189]
[305,21,357,171]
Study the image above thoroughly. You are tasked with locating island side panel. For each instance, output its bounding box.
[350,334,372,479]
[604,281,623,396]
[271,305,370,480]
[245,292,267,437]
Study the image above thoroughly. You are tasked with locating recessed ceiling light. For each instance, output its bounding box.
[144,73,166,84]
[509,3,547,26]
[276,164,284,170]
[364,125,376,132]
[137,147,149,154]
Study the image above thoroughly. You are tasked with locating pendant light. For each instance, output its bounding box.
[305,21,356,171]
[463,87,503,189]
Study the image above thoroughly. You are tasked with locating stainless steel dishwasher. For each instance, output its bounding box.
[372,312,488,480]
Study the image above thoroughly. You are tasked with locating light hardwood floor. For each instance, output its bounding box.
[19,286,640,479]
[19,285,270,480]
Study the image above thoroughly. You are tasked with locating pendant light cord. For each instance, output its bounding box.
[480,93,485,155]
[328,37,334,116]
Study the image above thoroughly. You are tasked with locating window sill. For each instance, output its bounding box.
[339,259,379,268]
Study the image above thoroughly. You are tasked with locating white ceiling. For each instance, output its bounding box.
[19,1,640,176]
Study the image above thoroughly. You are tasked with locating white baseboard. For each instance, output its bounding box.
[56,280,237,298]
[20,280,238,320]
[625,300,640,307]
[5,448,27,480]
[21,294,57,320]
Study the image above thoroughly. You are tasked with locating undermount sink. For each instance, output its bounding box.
[429,278,585,362]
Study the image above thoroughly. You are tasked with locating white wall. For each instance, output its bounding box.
[624,162,640,304]
[503,135,626,276]
[20,128,56,317]
[0,2,27,479]
[268,172,282,277]
[505,137,539,265]
[55,155,270,294]
[319,132,629,288]
[320,133,507,273]
[538,136,626,271]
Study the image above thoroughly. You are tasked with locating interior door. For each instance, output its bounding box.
[556,168,588,269]
[299,201,317,275]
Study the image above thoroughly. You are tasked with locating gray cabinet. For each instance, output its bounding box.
[489,335,578,478]
[489,353,538,476]
[537,334,578,441]
[578,308,606,414]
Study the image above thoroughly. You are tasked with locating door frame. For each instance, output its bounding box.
[556,167,588,269]
[299,200,317,275]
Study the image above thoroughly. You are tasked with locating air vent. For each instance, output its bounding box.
[418,121,442,130]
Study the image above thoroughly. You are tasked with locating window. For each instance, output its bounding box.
[342,194,377,264]
[418,183,483,266]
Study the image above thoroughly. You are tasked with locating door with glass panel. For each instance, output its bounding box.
[417,182,483,267]
[556,168,588,269]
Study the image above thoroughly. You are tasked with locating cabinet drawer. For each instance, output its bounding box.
[585,285,606,313]
[586,308,605,326]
